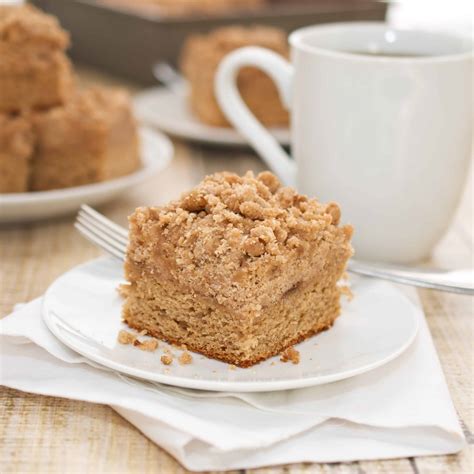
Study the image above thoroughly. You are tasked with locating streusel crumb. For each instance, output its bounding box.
[178,351,193,365]
[280,346,300,364]
[161,354,173,365]
[118,330,136,345]
[340,285,354,301]
[133,338,159,352]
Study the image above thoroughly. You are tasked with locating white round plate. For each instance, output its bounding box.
[133,86,290,147]
[42,257,419,392]
[0,127,173,224]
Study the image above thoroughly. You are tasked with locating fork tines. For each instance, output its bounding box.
[75,204,128,261]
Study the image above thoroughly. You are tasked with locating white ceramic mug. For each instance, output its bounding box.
[215,23,473,263]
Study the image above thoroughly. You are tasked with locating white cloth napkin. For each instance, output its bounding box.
[0,281,466,471]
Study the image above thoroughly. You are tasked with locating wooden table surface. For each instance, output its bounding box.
[1,67,472,474]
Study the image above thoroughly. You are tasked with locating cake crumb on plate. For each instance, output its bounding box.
[340,285,354,301]
[133,338,158,352]
[178,351,193,365]
[280,346,300,364]
[117,328,158,351]
[161,354,173,365]
[117,284,131,298]
[117,330,136,345]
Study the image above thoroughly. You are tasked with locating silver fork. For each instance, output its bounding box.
[75,204,474,296]
[152,61,188,93]
[75,205,128,261]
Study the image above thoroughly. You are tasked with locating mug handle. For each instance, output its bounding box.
[215,46,297,186]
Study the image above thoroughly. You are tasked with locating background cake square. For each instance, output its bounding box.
[30,87,140,191]
[104,0,265,16]
[0,113,34,193]
[180,25,290,127]
[0,4,74,113]
[123,171,353,367]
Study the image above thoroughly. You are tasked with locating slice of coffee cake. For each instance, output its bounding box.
[123,171,353,367]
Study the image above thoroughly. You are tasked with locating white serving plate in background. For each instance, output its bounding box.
[134,86,290,147]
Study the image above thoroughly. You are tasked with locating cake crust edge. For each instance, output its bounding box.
[124,309,338,368]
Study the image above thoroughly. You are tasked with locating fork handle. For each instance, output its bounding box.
[347,260,473,295]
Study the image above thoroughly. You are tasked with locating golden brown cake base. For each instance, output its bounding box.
[123,266,341,367]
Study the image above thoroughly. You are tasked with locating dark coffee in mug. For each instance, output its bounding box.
[345,50,429,58]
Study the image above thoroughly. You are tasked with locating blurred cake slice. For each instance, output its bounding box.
[101,0,265,16]
[0,113,34,193]
[30,87,140,191]
[181,25,289,127]
[0,4,74,113]
[123,171,353,367]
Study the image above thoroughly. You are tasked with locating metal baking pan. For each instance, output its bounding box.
[32,0,387,85]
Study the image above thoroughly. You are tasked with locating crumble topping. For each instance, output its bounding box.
[280,346,300,364]
[130,170,346,262]
[127,171,353,311]
[181,25,287,77]
[201,25,287,52]
[0,4,69,49]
